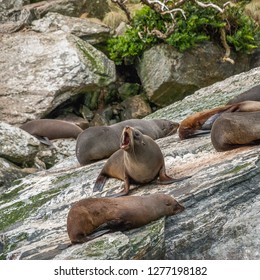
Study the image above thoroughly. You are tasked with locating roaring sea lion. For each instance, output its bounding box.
[20,119,83,145]
[179,101,260,139]
[76,119,179,165]
[67,193,184,244]
[227,84,260,104]
[94,126,190,197]
[211,111,260,151]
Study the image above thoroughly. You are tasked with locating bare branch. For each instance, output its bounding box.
[220,27,235,64]
[194,0,224,13]
[161,8,186,20]
[111,0,132,22]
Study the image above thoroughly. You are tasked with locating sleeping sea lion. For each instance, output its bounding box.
[20,119,83,145]
[211,111,260,151]
[67,193,184,244]
[179,101,260,139]
[93,126,190,197]
[76,119,179,165]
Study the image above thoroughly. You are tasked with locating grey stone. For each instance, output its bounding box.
[137,42,254,107]
[0,31,116,125]
[0,122,40,166]
[31,12,112,44]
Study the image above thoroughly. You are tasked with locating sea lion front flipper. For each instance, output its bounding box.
[110,173,131,197]
[93,174,108,192]
[157,165,191,185]
[34,135,53,146]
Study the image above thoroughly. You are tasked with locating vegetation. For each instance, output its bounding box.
[107,0,259,65]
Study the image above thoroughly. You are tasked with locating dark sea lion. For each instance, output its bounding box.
[227,84,260,104]
[20,119,83,145]
[76,119,179,165]
[211,111,260,151]
[94,126,190,197]
[67,193,184,244]
[179,101,260,139]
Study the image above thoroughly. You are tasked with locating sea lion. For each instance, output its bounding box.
[93,126,190,197]
[227,84,260,104]
[76,119,179,165]
[20,119,83,145]
[211,111,260,151]
[67,193,184,244]
[178,105,233,139]
[179,101,260,139]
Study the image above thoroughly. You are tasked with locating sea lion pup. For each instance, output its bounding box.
[211,111,260,152]
[67,194,184,244]
[178,101,260,140]
[227,84,260,104]
[20,119,83,145]
[94,126,190,197]
[76,119,179,165]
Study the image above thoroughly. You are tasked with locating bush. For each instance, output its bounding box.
[107,1,259,65]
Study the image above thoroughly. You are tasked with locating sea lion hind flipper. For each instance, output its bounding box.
[93,174,108,192]
[158,166,191,184]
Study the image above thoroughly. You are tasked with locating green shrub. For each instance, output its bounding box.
[107,1,259,65]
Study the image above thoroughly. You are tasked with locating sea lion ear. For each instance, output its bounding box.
[142,140,145,145]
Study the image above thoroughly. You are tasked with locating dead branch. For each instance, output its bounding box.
[111,0,132,22]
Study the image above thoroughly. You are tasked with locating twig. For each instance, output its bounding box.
[111,0,132,22]
[194,0,224,13]
[220,27,235,64]
[161,8,186,20]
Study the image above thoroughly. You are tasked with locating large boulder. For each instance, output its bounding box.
[0,31,116,125]
[24,0,110,19]
[31,12,112,44]
[137,42,256,107]
[0,67,260,260]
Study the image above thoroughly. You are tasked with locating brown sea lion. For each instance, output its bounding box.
[20,119,83,145]
[93,126,190,197]
[76,119,179,165]
[179,101,260,139]
[227,84,260,104]
[211,111,260,151]
[67,193,184,244]
[178,105,233,139]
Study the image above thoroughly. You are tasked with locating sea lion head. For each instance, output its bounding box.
[156,193,185,216]
[153,119,180,136]
[120,126,145,151]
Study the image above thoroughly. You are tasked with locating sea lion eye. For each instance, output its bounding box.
[134,131,140,138]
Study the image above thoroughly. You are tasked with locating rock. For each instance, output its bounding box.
[136,42,255,107]
[0,8,34,34]
[24,0,110,19]
[120,95,152,120]
[31,12,112,44]
[0,67,260,260]
[118,82,140,100]
[0,31,116,125]
[0,0,29,22]
[36,139,77,169]
[0,158,30,189]
[0,122,40,167]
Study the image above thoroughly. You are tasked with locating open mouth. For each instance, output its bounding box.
[121,129,131,150]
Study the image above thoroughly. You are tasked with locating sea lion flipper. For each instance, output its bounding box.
[34,135,53,146]
[158,166,191,184]
[93,174,108,192]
